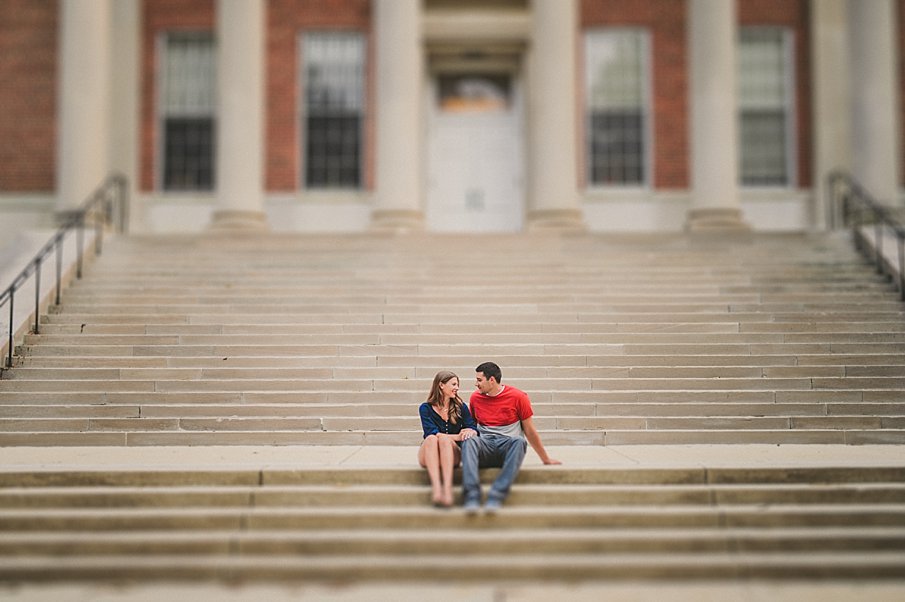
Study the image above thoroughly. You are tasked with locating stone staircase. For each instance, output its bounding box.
[1,232,904,446]
[1,465,905,582]
[1,231,904,584]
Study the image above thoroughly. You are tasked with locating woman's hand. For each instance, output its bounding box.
[458,428,477,441]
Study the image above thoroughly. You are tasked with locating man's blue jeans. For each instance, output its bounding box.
[461,434,528,504]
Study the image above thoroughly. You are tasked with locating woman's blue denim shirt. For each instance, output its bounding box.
[419,402,476,439]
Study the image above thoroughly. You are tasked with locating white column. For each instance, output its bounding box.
[56,0,112,213]
[849,0,902,205]
[811,0,851,230]
[685,0,749,232]
[111,0,141,232]
[526,0,584,232]
[209,0,268,231]
[370,0,424,232]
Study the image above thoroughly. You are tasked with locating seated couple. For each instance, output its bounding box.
[417,361,561,512]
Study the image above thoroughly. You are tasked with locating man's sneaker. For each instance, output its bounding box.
[484,497,502,514]
[463,498,481,515]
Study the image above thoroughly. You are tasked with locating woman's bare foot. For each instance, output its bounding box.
[431,489,445,507]
[441,488,454,507]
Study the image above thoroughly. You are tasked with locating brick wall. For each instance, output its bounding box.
[739,0,812,188]
[0,0,57,193]
[580,0,814,191]
[266,0,371,192]
[5,1,888,197]
[140,0,370,193]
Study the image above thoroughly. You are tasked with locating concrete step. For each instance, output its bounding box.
[0,460,903,581]
[13,365,905,380]
[40,309,905,325]
[21,330,905,349]
[2,551,904,581]
[4,415,899,434]
[17,342,905,358]
[4,484,905,509]
[2,528,904,557]
[0,389,879,405]
[45,302,905,317]
[60,281,895,297]
[2,402,903,419]
[0,429,903,446]
[4,376,905,392]
[30,321,905,337]
[13,353,905,370]
[5,500,905,530]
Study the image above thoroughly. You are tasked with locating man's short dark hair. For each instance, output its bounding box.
[476,361,502,384]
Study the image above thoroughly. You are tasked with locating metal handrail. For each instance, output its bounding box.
[0,173,128,368]
[827,170,905,301]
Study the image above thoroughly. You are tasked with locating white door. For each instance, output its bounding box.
[426,73,524,233]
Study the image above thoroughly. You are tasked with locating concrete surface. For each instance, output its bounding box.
[2,580,905,601]
[2,444,904,472]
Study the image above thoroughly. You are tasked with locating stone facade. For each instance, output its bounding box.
[0,0,902,235]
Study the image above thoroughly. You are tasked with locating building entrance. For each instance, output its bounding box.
[426,73,524,233]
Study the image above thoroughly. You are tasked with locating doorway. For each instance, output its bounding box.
[426,72,525,233]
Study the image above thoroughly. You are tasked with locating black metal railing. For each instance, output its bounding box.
[0,173,128,368]
[827,170,905,301]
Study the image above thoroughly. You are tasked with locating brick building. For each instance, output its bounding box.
[0,0,902,236]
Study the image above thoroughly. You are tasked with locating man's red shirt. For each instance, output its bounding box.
[469,385,534,427]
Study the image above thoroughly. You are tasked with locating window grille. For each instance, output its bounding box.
[584,29,649,186]
[738,28,793,186]
[160,33,216,191]
[301,32,366,189]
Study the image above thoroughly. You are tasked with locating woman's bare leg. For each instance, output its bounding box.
[418,435,443,504]
[437,437,459,507]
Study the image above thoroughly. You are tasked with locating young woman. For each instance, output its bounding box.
[418,371,478,507]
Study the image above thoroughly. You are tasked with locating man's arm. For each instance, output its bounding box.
[521,416,561,465]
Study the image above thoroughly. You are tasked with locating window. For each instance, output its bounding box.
[584,29,649,186]
[160,33,216,191]
[738,28,794,186]
[301,32,366,189]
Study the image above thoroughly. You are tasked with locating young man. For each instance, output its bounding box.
[461,361,561,513]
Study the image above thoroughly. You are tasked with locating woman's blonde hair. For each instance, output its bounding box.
[426,370,463,425]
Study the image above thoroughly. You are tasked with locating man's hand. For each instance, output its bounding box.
[543,457,562,465]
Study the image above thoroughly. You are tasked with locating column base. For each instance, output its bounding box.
[684,208,750,233]
[370,209,425,234]
[526,209,586,233]
[208,210,269,232]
